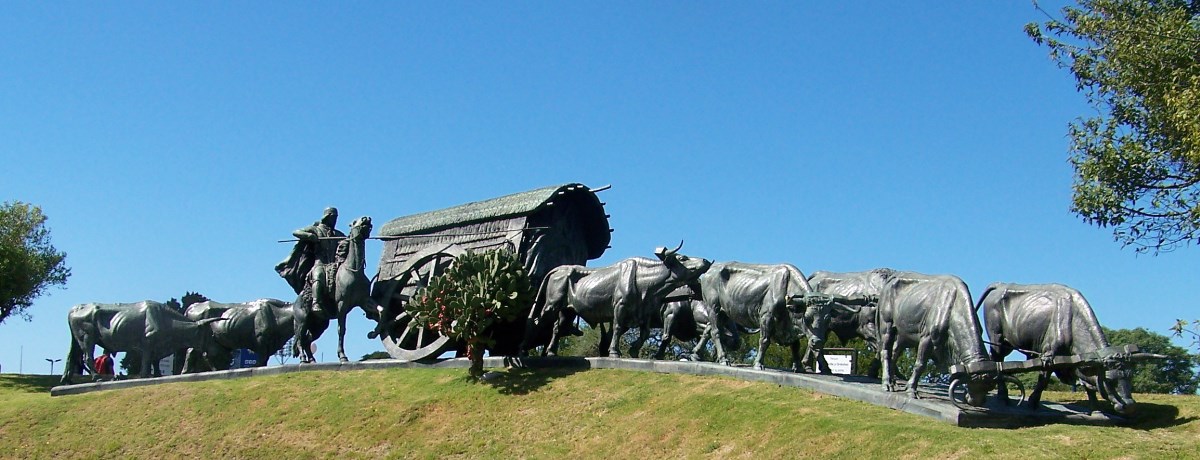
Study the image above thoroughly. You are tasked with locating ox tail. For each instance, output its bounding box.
[974,284,999,315]
[529,269,555,322]
[61,334,85,384]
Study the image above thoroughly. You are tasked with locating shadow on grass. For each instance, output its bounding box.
[0,374,60,394]
[1002,396,1195,429]
[482,367,586,395]
[1127,402,1194,429]
[479,357,593,395]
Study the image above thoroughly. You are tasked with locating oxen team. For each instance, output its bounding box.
[521,248,1155,415]
[60,242,1152,415]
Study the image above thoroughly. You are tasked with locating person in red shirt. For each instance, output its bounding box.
[93,351,115,380]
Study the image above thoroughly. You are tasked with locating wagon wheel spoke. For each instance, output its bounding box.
[392,310,410,324]
[397,321,418,345]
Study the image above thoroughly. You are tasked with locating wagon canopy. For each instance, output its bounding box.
[375,183,611,283]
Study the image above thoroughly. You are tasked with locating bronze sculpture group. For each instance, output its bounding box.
[58,186,1163,417]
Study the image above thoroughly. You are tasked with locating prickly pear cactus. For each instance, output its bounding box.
[408,249,533,378]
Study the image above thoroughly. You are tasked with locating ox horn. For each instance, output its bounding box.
[669,240,684,253]
[655,240,684,257]
[1131,352,1169,360]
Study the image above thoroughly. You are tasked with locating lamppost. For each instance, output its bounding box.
[45,358,61,376]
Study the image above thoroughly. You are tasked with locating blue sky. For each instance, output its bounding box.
[3,3,1196,374]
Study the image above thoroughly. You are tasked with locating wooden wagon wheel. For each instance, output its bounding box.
[374,243,467,361]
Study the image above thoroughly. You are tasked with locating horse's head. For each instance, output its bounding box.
[348,216,373,240]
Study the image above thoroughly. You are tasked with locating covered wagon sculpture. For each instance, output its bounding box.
[369,183,612,360]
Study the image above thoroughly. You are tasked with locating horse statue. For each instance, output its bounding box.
[293,215,381,363]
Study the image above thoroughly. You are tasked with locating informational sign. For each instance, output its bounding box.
[158,355,174,375]
[825,354,854,375]
[231,349,259,369]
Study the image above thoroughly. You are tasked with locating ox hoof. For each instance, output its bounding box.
[367,331,379,339]
[906,390,919,400]
[339,357,350,363]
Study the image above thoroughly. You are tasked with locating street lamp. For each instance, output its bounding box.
[45,358,61,376]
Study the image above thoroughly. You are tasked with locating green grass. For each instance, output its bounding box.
[0,369,1197,459]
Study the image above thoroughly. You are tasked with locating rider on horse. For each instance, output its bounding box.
[276,207,346,317]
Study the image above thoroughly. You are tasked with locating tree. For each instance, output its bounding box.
[1027,0,1200,254]
[0,201,70,324]
[1104,326,1200,394]
[360,351,392,361]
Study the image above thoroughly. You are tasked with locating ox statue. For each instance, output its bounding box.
[698,262,860,372]
[655,296,741,361]
[877,272,993,405]
[802,269,893,373]
[181,297,295,373]
[61,301,222,384]
[522,241,712,358]
[979,283,1163,415]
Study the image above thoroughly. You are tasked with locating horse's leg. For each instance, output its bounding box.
[337,300,350,363]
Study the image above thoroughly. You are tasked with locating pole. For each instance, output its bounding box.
[276,227,551,243]
[45,358,61,376]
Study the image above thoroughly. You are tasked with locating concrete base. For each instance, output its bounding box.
[50,356,1123,428]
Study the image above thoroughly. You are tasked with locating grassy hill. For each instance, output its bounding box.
[1,369,1198,459]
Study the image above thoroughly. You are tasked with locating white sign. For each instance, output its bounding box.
[159,355,174,375]
[826,354,853,375]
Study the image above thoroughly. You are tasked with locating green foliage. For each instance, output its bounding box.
[555,323,605,357]
[0,201,70,324]
[409,249,532,347]
[1028,0,1200,253]
[359,351,392,361]
[1104,326,1200,394]
[407,249,533,376]
[1171,318,1200,351]
[118,351,140,376]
